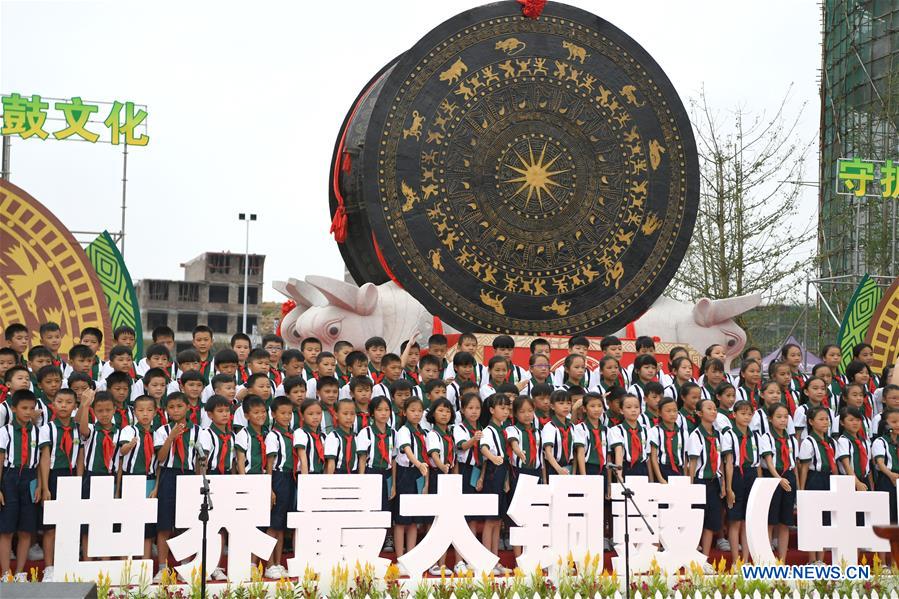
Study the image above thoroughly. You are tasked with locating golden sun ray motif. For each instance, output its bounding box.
[504,140,570,209]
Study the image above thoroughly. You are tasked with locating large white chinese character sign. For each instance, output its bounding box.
[43,475,156,585]
[398,474,498,577]
[796,475,890,564]
[168,475,276,583]
[288,474,392,579]
[508,474,604,574]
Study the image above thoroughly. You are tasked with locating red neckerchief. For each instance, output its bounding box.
[142,426,154,472]
[308,429,325,464]
[607,412,624,427]
[781,388,797,415]
[522,424,538,467]
[463,420,481,464]
[173,425,187,472]
[617,369,627,387]
[405,368,420,384]
[775,432,791,475]
[128,364,137,380]
[269,367,283,387]
[237,365,250,385]
[340,428,355,473]
[253,428,267,471]
[854,435,868,474]
[217,426,232,474]
[19,422,31,471]
[59,422,74,472]
[0,384,8,403]
[626,423,642,466]
[553,417,571,464]
[818,433,837,474]
[744,385,760,411]
[101,427,116,473]
[645,411,660,427]
[663,426,679,472]
[156,407,168,426]
[588,421,605,470]
[357,411,370,430]
[369,365,384,385]
[434,426,456,468]
[704,426,718,475]
[274,426,293,477]
[187,403,201,425]
[325,404,338,427]
[863,392,874,420]
[374,424,391,465]
[117,407,130,427]
[737,429,749,475]
[411,424,428,462]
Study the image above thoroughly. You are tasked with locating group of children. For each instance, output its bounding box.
[0,320,897,581]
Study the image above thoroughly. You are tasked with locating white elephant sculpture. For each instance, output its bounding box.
[615,294,762,370]
[272,276,437,352]
[274,276,761,365]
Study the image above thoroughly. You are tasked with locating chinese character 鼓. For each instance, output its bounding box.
[609,476,659,575]
[1,93,49,140]
[42,475,156,585]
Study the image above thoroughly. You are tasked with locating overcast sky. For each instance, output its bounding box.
[1,1,821,302]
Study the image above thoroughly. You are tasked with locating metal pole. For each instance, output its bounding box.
[121,142,128,256]
[243,218,249,334]
[803,276,810,362]
[1,135,10,180]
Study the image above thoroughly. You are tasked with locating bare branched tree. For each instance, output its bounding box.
[672,86,816,304]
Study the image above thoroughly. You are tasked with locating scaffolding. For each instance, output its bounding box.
[801,273,895,361]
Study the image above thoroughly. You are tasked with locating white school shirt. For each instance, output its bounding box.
[551,366,593,388]
[686,427,721,479]
[836,434,871,477]
[116,424,156,474]
[713,412,733,435]
[608,422,649,464]
[39,421,81,471]
[0,396,48,429]
[649,424,687,469]
[426,426,456,467]
[443,363,486,385]
[541,419,582,465]
[758,431,798,471]
[720,427,760,469]
[871,436,899,471]
[793,403,838,439]
[750,408,796,437]
[356,425,396,469]
[453,422,481,466]
[798,434,837,472]
[153,422,202,469]
[506,423,544,469]
[395,424,428,468]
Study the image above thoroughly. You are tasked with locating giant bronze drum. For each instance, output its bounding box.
[330,1,699,336]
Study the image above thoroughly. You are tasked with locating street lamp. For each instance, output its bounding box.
[238,213,257,334]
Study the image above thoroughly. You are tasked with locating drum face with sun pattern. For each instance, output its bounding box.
[0,180,113,356]
[337,1,699,335]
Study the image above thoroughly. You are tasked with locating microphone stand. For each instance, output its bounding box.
[196,448,213,598]
[608,464,655,599]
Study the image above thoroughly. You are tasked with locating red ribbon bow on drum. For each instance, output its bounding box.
[517,0,546,19]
